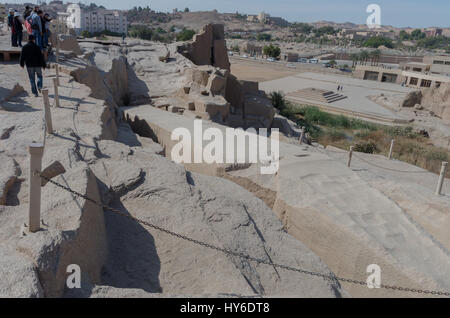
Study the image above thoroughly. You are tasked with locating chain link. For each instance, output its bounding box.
[39,173,450,297]
[353,154,429,174]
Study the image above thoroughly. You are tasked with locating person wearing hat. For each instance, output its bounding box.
[23,5,32,20]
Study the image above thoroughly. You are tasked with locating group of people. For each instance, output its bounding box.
[7,6,52,97]
[7,5,53,50]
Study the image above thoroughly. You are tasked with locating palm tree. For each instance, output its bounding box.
[372,49,381,66]
[350,53,359,68]
[359,51,369,65]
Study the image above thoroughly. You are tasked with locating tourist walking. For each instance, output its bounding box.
[28,9,44,50]
[13,12,24,47]
[7,8,17,47]
[20,35,46,97]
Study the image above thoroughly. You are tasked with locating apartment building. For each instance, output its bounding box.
[66,3,127,35]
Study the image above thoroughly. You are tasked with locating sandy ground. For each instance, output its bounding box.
[230,57,300,82]
[230,56,350,82]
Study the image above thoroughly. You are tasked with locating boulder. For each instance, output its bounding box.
[192,94,230,123]
[420,83,450,121]
[206,74,227,96]
[58,34,82,55]
[244,95,276,128]
[402,90,422,108]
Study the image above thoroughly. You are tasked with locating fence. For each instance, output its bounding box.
[317,140,448,195]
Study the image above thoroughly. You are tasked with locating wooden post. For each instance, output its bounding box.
[55,38,60,86]
[388,139,395,160]
[435,162,448,196]
[55,65,60,86]
[28,143,44,233]
[347,146,354,168]
[53,78,60,108]
[299,126,305,144]
[42,89,54,134]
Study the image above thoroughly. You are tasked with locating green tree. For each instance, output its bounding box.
[411,29,425,40]
[363,36,393,49]
[399,30,410,41]
[350,53,359,68]
[81,30,91,38]
[263,44,281,58]
[176,28,196,41]
[257,33,272,41]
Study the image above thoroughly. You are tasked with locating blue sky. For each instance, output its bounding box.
[76,1,449,28]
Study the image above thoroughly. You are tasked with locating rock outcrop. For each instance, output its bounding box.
[177,24,230,71]
[421,83,450,121]
[172,24,275,128]
[401,90,422,108]
[401,83,450,121]
[58,34,82,55]
[0,43,342,298]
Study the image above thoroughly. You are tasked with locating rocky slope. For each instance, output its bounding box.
[0,35,342,297]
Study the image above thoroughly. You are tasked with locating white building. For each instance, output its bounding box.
[66,4,127,35]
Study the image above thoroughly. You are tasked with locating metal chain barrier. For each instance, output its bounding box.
[353,153,429,174]
[38,173,450,297]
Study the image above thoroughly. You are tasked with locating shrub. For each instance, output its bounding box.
[354,141,377,154]
[384,126,418,138]
[363,36,394,48]
[270,91,286,111]
[176,28,196,41]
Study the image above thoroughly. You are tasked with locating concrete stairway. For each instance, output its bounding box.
[288,88,347,104]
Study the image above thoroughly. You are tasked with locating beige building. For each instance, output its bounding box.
[247,11,288,27]
[423,55,450,76]
[242,42,262,56]
[354,64,450,88]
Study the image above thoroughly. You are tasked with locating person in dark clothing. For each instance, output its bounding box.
[42,13,52,49]
[20,35,46,97]
[7,9,17,47]
[13,13,23,47]
[23,5,32,20]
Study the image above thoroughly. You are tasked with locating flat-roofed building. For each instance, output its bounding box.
[423,55,450,76]
[400,62,431,73]
[354,64,450,88]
